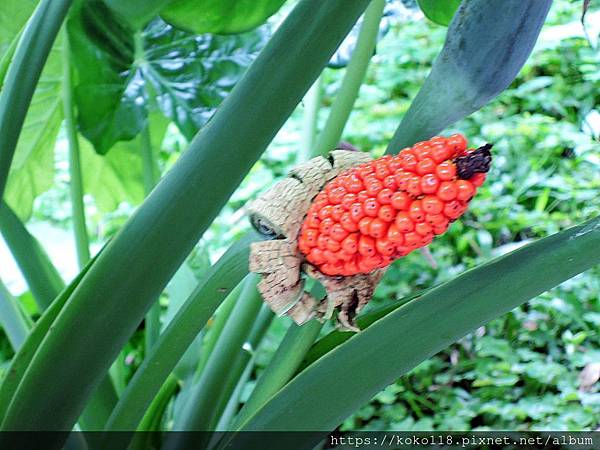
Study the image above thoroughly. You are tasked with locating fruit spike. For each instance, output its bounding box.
[297,134,492,277]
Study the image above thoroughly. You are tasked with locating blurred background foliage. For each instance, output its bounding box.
[0,0,599,432]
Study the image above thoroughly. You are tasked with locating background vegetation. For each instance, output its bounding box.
[0,0,598,439]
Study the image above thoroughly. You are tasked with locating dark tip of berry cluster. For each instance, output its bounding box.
[455,144,493,180]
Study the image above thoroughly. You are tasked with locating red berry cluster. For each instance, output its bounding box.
[297,134,490,276]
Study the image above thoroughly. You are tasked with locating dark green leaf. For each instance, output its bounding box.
[161,0,287,35]
[387,0,552,151]
[68,1,266,154]
[417,0,461,26]
[103,0,172,30]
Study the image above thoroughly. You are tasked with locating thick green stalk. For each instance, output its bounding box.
[0,0,72,202]
[141,124,161,352]
[0,279,31,351]
[194,281,242,378]
[0,203,64,311]
[234,319,322,428]
[0,31,21,90]
[299,76,323,162]
[166,275,263,447]
[217,305,274,431]
[1,0,370,434]
[62,30,91,269]
[312,0,385,156]
[105,234,258,432]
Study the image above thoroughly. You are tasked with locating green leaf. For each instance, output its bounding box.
[387,0,552,151]
[1,0,371,435]
[230,216,600,445]
[0,1,62,221]
[417,0,461,26]
[79,113,169,213]
[0,279,31,351]
[0,258,91,424]
[161,0,287,35]
[68,1,266,154]
[103,0,173,30]
[0,203,64,311]
[105,233,258,433]
[0,0,38,58]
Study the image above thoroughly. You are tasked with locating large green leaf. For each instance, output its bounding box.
[161,0,287,35]
[0,0,70,208]
[230,217,600,447]
[79,113,169,212]
[0,0,371,435]
[417,0,461,26]
[387,0,552,151]
[68,1,266,154]
[0,1,64,220]
[102,0,173,30]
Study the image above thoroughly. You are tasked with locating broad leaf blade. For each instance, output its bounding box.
[417,0,461,26]
[68,1,266,154]
[232,217,600,447]
[387,0,552,151]
[161,0,287,35]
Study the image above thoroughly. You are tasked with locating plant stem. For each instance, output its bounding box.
[0,279,31,351]
[62,29,90,269]
[299,76,323,162]
[312,0,385,156]
[0,0,72,203]
[234,318,322,428]
[0,202,64,311]
[141,123,162,352]
[167,275,263,447]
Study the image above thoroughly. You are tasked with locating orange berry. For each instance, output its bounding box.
[320,263,337,276]
[409,200,425,222]
[319,218,334,235]
[322,249,338,264]
[456,179,475,201]
[305,211,320,228]
[399,152,418,171]
[425,213,446,226]
[365,178,383,196]
[298,237,310,254]
[376,238,395,256]
[341,193,357,210]
[318,205,333,220]
[350,203,365,222]
[327,186,346,204]
[331,204,344,221]
[394,212,414,232]
[420,174,440,194]
[433,221,449,235]
[377,188,393,205]
[382,175,398,190]
[344,174,363,193]
[326,238,341,252]
[430,143,451,163]
[358,235,376,257]
[447,133,467,154]
[470,172,487,187]
[304,228,319,247]
[435,161,456,181]
[416,158,436,175]
[374,162,391,179]
[437,181,457,201]
[336,250,354,262]
[415,222,433,236]
[330,223,349,241]
[404,232,421,247]
[340,212,359,232]
[378,205,396,222]
[358,217,372,235]
[390,191,411,210]
[369,218,389,239]
[317,234,328,250]
[363,198,380,217]
[387,224,405,245]
[422,196,444,214]
[443,200,466,219]
[341,233,359,254]
[406,175,422,197]
[357,190,369,203]
[308,248,326,265]
[344,258,359,275]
